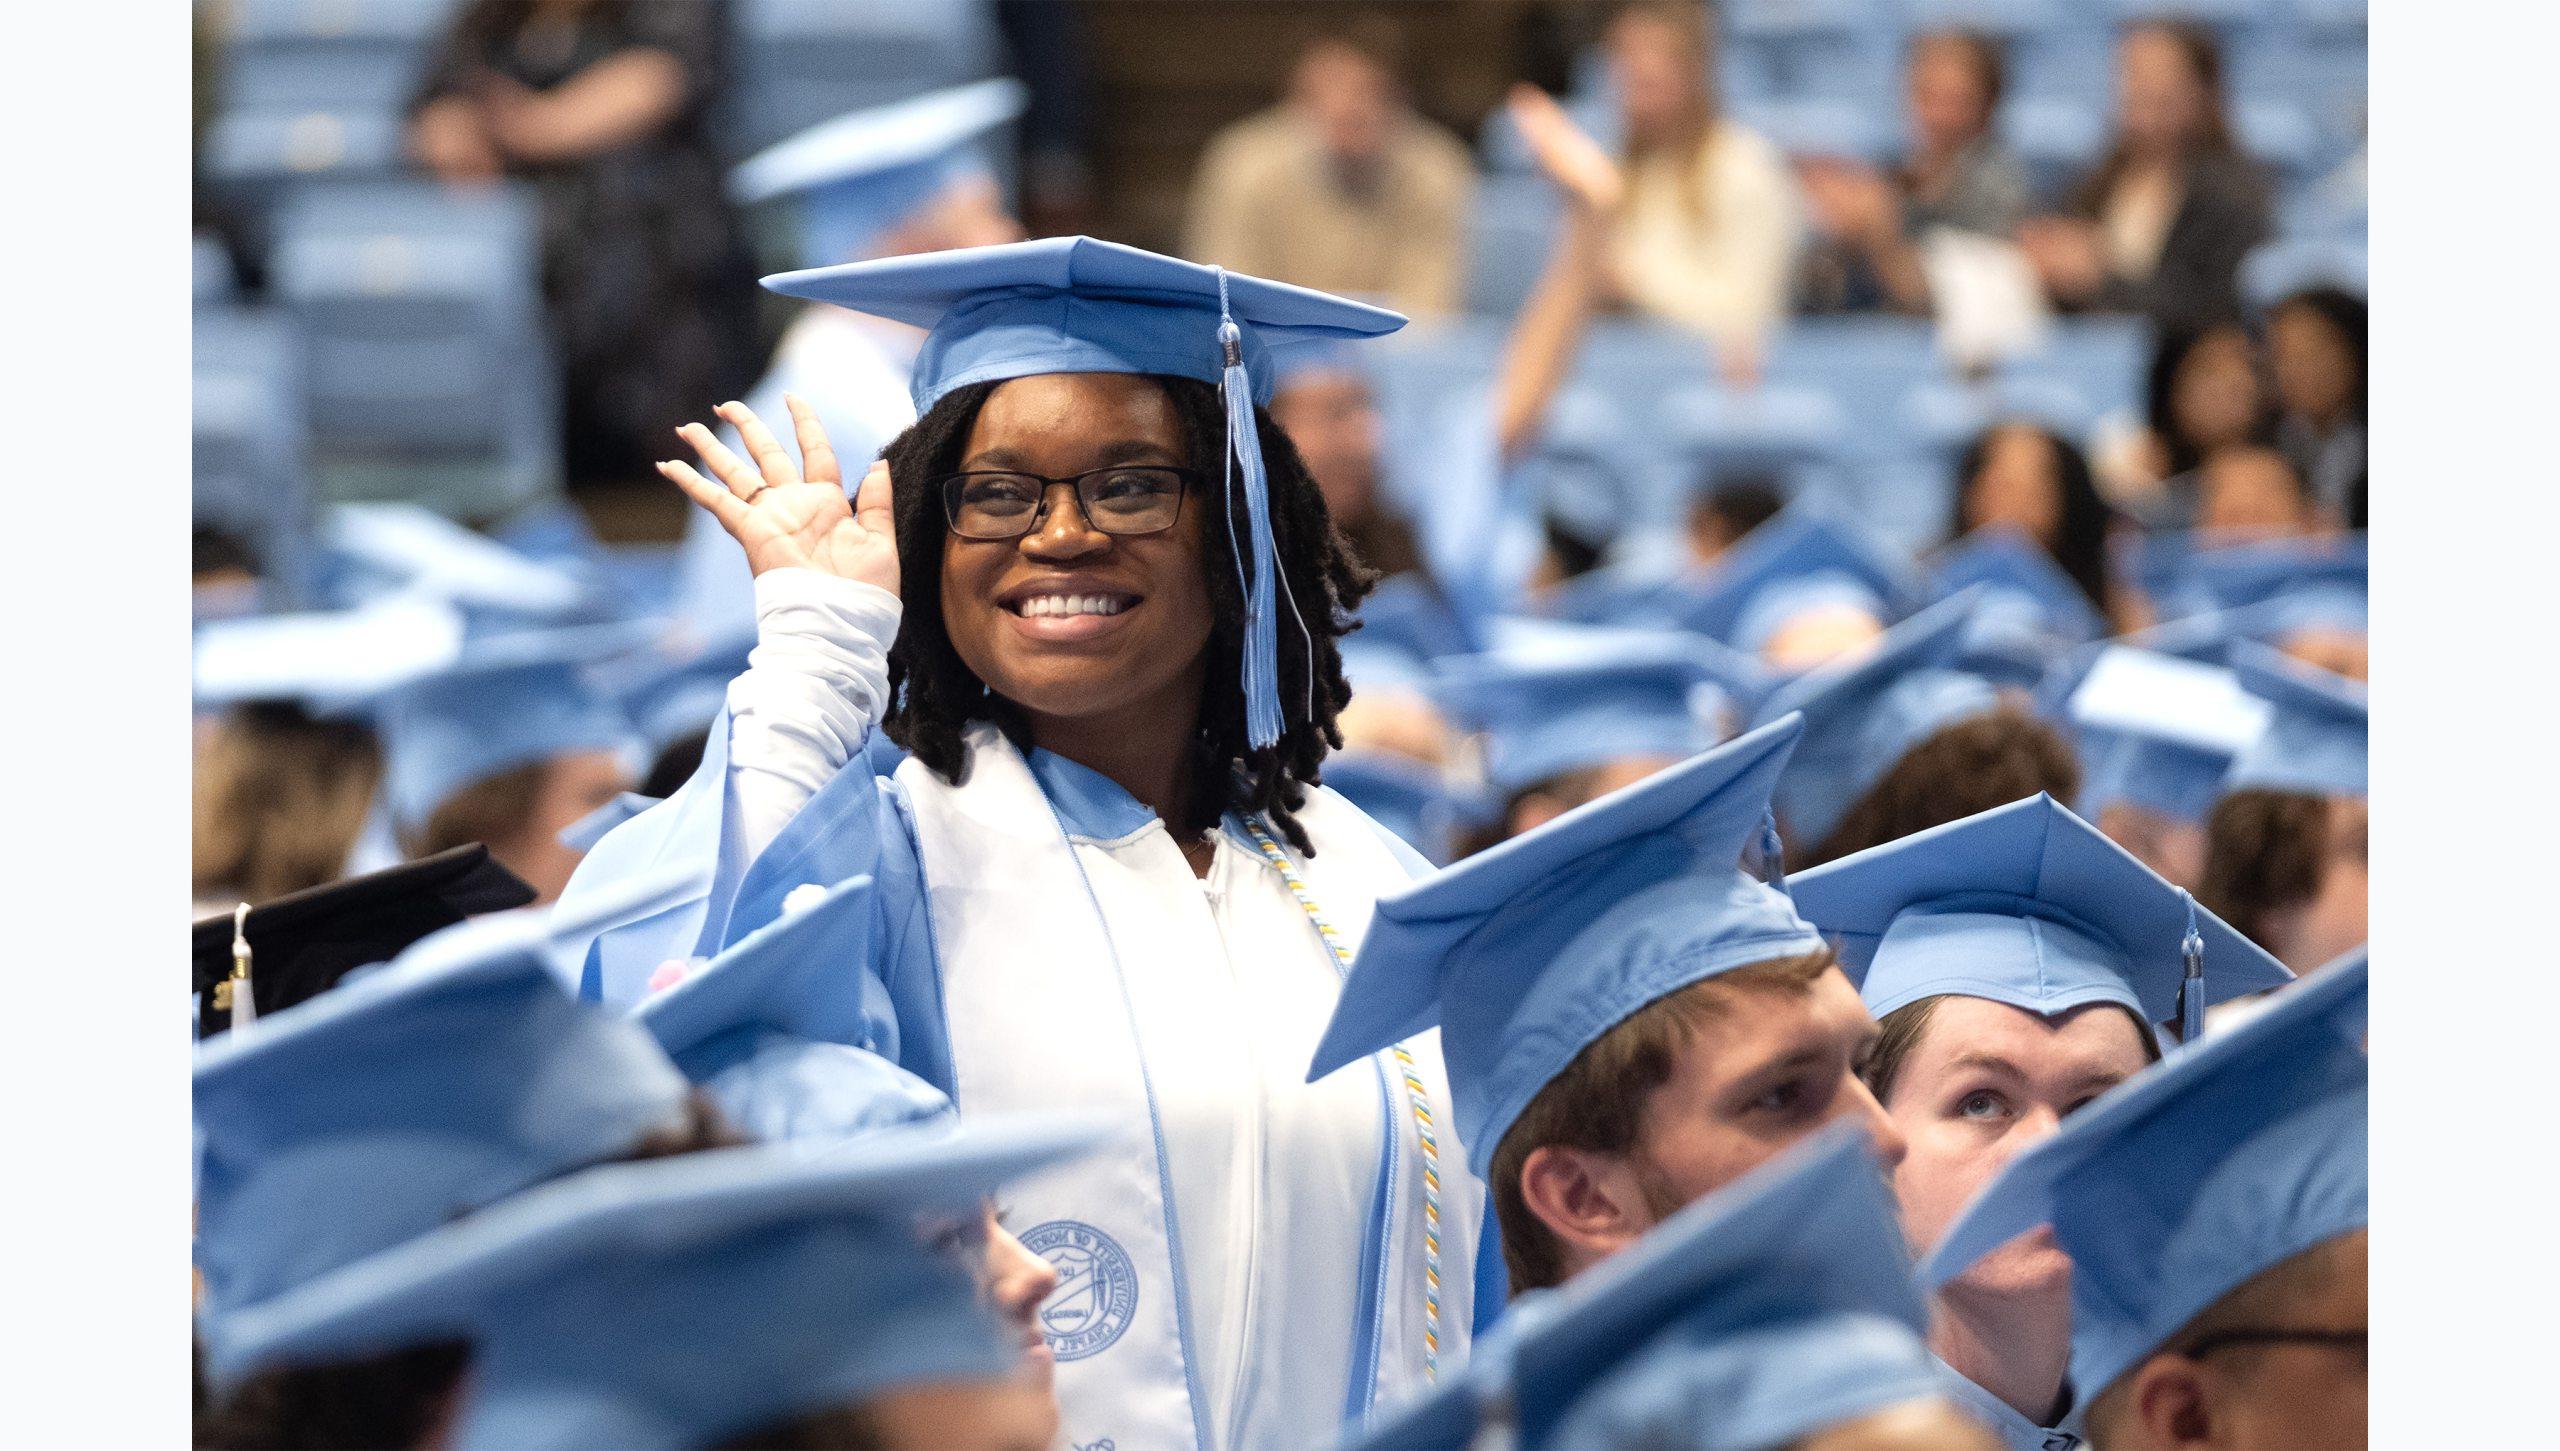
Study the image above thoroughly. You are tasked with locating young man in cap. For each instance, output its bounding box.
[1309,715,1905,1299]
[1925,955,2368,1450]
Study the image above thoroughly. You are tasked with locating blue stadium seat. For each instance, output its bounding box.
[726,0,1002,157]
[204,104,412,207]
[1729,97,1899,165]
[1759,316,1952,452]
[2239,237,2365,309]
[195,303,318,605]
[1993,316,2154,421]
[2099,0,2270,27]
[2002,23,2114,105]
[1658,380,1857,501]
[1898,0,2072,38]
[1723,0,1901,102]
[1899,373,2101,453]
[268,180,558,515]
[2274,171,2365,241]
[2233,99,2324,183]
[1463,174,1564,316]
[1998,97,2106,203]
[219,0,460,113]
[195,234,240,305]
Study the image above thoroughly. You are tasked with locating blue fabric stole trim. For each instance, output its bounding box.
[1027,747,1161,841]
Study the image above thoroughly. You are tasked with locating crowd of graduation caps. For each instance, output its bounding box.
[188,3,2367,1449]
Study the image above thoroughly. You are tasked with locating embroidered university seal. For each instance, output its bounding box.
[1022,1220,1140,1361]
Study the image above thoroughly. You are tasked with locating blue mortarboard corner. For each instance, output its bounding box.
[1340,1127,1941,1451]
[209,1119,1113,1451]
[1308,715,1826,1177]
[194,914,691,1376]
[1925,955,2368,1425]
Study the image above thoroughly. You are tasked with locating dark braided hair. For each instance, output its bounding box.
[879,375,1377,857]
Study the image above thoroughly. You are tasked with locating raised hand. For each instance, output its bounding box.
[658,396,900,597]
[1507,84,1625,217]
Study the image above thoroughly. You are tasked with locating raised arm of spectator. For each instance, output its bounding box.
[1494,86,1623,463]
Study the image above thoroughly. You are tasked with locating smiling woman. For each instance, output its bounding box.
[565,237,1483,1451]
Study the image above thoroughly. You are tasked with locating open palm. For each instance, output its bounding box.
[658,395,900,596]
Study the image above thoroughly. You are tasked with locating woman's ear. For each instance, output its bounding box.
[1516,1143,1655,1279]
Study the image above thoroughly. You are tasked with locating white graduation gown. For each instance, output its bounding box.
[551,573,1480,1451]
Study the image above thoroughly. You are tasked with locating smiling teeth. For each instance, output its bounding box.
[1019,594,1129,619]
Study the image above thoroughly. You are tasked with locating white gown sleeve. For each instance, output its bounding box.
[727,568,904,859]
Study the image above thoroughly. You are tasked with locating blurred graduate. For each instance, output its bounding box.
[563,237,1485,1451]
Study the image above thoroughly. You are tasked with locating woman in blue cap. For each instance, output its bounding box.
[564,237,1480,1451]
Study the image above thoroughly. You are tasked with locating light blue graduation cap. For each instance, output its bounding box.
[192,596,466,713]
[2066,647,2272,825]
[633,875,951,1148]
[317,502,608,624]
[2128,530,2367,623]
[1308,716,1827,1176]
[209,1118,1113,1450]
[192,915,691,1352]
[1752,590,2002,850]
[1935,530,2102,643]
[731,78,1027,267]
[377,623,648,833]
[1790,796,2292,1045]
[606,624,759,761]
[1434,633,1760,798]
[2224,643,2367,798]
[1668,508,1920,653]
[1344,573,1483,690]
[1339,1128,1939,1451]
[1924,954,2368,1416]
[1934,527,2106,689]
[764,235,1407,749]
[1322,751,1486,867]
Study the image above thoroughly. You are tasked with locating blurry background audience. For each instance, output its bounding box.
[194,0,2366,967]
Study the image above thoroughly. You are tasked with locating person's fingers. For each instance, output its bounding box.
[658,459,747,527]
[852,459,895,535]
[786,393,841,487]
[717,401,799,489]
[677,422,763,498]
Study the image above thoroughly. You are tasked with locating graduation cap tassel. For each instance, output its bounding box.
[1216,269,1286,750]
[1758,811,1791,895]
[227,902,258,1028]
[2175,890,2205,1044]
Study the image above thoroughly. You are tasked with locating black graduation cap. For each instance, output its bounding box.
[191,845,536,1039]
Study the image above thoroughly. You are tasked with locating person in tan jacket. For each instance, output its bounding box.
[1183,28,1474,318]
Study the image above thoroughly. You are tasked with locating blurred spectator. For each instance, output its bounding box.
[2266,287,2368,529]
[1183,23,1474,317]
[1946,421,2124,624]
[2017,21,2270,333]
[408,0,763,487]
[2194,444,2320,537]
[2100,321,2271,522]
[1269,359,1424,581]
[1599,2,1801,376]
[193,706,384,910]
[2201,790,2366,973]
[1797,29,2030,316]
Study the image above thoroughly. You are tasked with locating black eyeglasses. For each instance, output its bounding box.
[938,466,1196,541]
[2185,1328,2367,1362]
